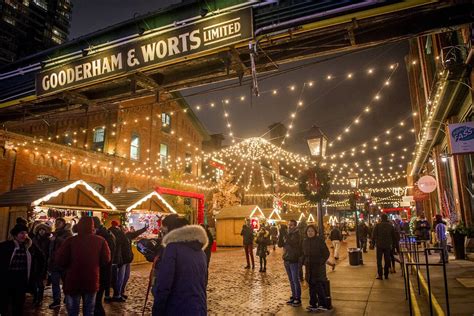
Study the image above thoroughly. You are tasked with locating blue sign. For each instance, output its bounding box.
[448,122,474,154]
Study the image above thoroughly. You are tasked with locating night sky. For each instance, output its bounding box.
[70,1,414,157]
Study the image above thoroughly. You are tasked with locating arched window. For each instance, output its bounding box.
[92,127,106,152]
[130,133,140,160]
[89,182,105,194]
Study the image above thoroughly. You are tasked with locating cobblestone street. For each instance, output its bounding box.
[24,239,347,315]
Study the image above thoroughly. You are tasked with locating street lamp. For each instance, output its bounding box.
[306,125,328,237]
[306,125,328,158]
[348,173,363,264]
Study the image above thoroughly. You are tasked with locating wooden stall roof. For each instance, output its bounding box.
[215,205,265,220]
[102,191,176,214]
[0,180,116,210]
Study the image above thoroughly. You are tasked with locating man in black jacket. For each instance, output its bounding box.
[329,226,343,260]
[240,221,255,269]
[92,216,115,315]
[279,220,302,307]
[357,222,370,253]
[108,220,128,302]
[372,214,397,280]
[120,224,147,299]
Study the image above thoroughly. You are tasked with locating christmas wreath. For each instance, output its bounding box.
[299,166,331,203]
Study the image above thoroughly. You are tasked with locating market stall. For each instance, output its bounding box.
[215,205,265,246]
[0,180,117,241]
[263,208,283,225]
[103,191,177,236]
[103,191,177,264]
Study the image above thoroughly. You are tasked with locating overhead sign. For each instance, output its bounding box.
[448,121,474,154]
[36,8,253,96]
[418,175,437,193]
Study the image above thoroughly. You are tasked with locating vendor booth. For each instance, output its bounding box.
[0,180,117,241]
[215,205,265,246]
[103,191,177,263]
[103,191,177,237]
[263,208,283,225]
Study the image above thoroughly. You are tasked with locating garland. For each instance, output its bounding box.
[299,165,331,203]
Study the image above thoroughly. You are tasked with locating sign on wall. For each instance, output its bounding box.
[417,175,437,193]
[447,121,474,154]
[36,8,253,96]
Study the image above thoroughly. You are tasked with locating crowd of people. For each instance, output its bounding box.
[0,211,450,315]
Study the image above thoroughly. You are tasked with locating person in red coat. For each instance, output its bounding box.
[55,217,111,316]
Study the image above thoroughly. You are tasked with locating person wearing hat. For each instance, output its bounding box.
[31,222,52,307]
[107,220,128,302]
[0,222,45,315]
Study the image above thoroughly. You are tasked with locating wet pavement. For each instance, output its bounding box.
[24,239,347,315]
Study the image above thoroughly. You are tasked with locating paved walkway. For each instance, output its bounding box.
[22,236,474,315]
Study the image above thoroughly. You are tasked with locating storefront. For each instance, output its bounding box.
[0,180,117,241]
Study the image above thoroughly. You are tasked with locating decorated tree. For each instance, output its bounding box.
[212,173,241,212]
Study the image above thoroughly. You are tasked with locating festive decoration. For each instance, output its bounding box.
[299,166,331,203]
[211,174,241,211]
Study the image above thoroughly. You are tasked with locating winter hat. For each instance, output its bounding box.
[162,214,188,232]
[16,217,28,225]
[111,220,120,227]
[435,214,443,223]
[34,222,52,235]
[10,223,29,236]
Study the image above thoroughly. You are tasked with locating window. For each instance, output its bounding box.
[130,133,140,160]
[160,143,168,167]
[89,183,105,194]
[161,113,171,133]
[37,175,58,183]
[185,153,192,174]
[92,127,105,151]
[63,133,73,146]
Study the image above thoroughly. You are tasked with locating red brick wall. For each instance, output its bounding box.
[0,92,206,195]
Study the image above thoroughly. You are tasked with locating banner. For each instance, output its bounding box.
[36,8,253,96]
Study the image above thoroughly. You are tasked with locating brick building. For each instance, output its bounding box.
[0,91,209,195]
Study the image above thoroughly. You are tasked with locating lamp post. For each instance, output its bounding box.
[364,189,372,226]
[306,125,328,237]
[348,173,361,251]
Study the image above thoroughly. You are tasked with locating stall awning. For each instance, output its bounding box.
[0,180,116,211]
[215,205,265,220]
[102,191,176,214]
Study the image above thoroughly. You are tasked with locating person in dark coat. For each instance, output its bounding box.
[279,220,302,307]
[200,224,214,267]
[56,217,111,316]
[92,216,116,316]
[108,220,128,302]
[0,223,44,315]
[329,226,342,260]
[303,225,330,312]
[269,224,278,251]
[240,221,255,269]
[120,224,148,299]
[372,214,397,280]
[357,222,370,253]
[297,220,307,281]
[48,217,73,309]
[152,216,209,316]
[31,222,51,307]
[255,227,270,272]
[415,213,431,241]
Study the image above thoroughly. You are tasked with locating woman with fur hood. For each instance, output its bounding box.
[152,215,209,316]
[0,222,45,315]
